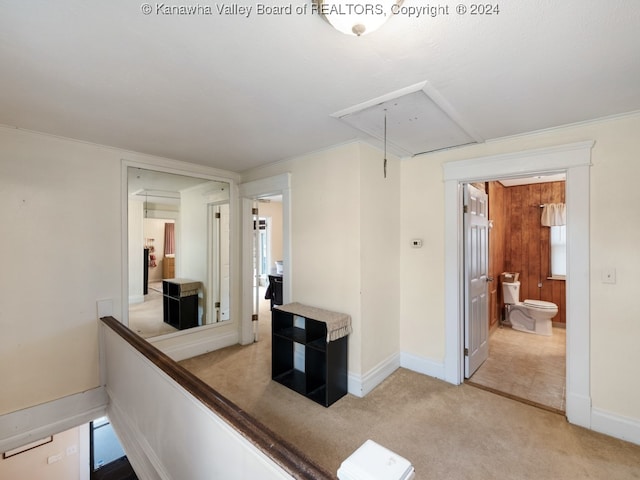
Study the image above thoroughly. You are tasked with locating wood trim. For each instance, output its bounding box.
[100,316,332,480]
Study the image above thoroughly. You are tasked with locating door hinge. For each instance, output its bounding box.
[215,302,221,308]
[464,348,469,356]
[215,212,221,219]
[252,207,259,215]
[251,314,259,321]
[463,205,468,214]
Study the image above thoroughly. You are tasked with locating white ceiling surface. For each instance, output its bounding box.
[1,1,639,173]
[128,167,226,205]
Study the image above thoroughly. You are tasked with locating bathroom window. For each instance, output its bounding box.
[550,225,566,277]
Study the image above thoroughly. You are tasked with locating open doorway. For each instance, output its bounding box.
[249,196,284,342]
[464,176,567,414]
[443,141,592,428]
[239,173,291,345]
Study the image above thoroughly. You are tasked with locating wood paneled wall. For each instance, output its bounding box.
[497,181,566,324]
[488,182,506,327]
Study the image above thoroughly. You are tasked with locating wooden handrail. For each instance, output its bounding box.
[100,316,334,480]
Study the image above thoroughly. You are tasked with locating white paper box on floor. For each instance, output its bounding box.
[337,439,415,480]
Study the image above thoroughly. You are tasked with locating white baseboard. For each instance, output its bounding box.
[400,352,446,380]
[150,330,239,362]
[348,353,400,398]
[0,387,108,453]
[592,407,640,446]
[566,391,592,429]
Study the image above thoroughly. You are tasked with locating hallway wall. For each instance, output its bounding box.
[0,125,238,417]
[400,112,640,431]
[240,142,401,381]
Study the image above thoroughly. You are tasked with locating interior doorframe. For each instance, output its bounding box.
[443,141,593,429]
[239,173,292,345]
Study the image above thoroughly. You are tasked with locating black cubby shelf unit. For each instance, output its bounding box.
[271,306,348,407]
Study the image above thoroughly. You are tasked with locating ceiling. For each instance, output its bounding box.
[499,173,565,187]
[1,1,639,173]
[128,167,221,205]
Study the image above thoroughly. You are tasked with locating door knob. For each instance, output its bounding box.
[487,276,494,282]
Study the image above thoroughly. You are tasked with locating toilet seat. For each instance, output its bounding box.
[523,299,557,310]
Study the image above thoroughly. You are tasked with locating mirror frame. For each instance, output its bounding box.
[121,158,241,344]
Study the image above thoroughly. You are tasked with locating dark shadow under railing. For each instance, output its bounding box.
[100,316,334,480]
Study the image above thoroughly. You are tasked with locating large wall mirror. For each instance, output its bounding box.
[127,167,231,339]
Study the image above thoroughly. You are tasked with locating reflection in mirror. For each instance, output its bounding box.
[127,167,230,339]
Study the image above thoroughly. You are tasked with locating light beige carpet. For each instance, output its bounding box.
[128,287,177,339]
[180,316,640,479]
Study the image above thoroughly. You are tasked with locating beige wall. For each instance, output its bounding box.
[0,128,121,415]
[241,142,401,377]
[0,126,237,415]
[400,113,640,420]
[0,425,83,480]
[359,142,401,372]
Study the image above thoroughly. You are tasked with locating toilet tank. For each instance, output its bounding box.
[502,281,520,304]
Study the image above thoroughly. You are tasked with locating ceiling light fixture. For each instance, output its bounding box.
[317,0,403,36]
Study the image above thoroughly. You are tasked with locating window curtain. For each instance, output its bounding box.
[541,203,566,226]
[164,223,175,255]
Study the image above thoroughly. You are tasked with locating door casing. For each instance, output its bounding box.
[443,141,593,428]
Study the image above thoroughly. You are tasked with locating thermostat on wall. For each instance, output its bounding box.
[411,239,423,248]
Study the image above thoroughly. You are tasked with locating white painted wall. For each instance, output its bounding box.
[0,127,121,415]
[399,113,640,434]
[242,143,364,374]
[179,183,209,324]
[128,200,145,304]
[241,142,401,384]
[101,325,295,480]
[359,143,401,374]
[0,125,239,418]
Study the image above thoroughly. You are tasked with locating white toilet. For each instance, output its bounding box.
[502,280,557,336]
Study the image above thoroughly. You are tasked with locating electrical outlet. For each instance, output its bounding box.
[66,445,78,456]
[411,239,423,248]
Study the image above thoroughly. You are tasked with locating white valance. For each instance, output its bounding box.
[541,203,566,226]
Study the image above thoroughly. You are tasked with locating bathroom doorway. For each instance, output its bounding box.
[464,175,567,414]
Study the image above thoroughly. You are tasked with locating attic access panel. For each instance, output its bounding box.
[335,88,478,157]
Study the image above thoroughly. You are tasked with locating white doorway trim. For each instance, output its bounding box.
[443,141,593,428]
[239,173,292,345]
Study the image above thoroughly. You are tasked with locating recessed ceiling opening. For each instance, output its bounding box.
[332,82,483,157]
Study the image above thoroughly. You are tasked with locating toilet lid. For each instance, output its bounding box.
[523,299,557,310]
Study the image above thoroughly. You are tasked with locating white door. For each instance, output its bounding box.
[219,203,230,321]
[252,203,260,341]
[464,183,489,377]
